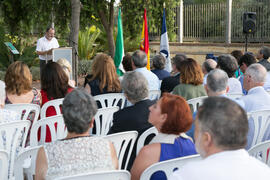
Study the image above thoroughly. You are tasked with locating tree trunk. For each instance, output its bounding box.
[107,26,115,58]
[69,0,81,85]
[98,1,115,57]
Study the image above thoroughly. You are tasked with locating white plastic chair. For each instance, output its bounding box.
[248,140,270,166]
[187,96,207,113]
[0,120,31,178]
[55,170,131,180]
[148,90,161,101]
[40,98,64,119]
[136,127,158,155]
[105,131,138,170]
[13,146,41,180]
[0,150,8,180]
[247,110,270,149]
[227,93,243,99]
[90,107,119,136]
[30,115,67,146]
[4,103,40,125]
[140,154,201,180]
[94,93,126,109]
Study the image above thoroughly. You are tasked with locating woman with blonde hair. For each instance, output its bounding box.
[172,58,206,100]
[57,58,75,87]
[84,53,121,96]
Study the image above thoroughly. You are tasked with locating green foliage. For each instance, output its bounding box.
[78,60,92,76]
[124,36,141,53]
[121,0,178,42]
[78,26,101,60]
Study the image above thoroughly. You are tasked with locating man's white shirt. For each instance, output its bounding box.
[36,36,59,60]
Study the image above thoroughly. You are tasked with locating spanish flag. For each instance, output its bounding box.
[140,9,150,70]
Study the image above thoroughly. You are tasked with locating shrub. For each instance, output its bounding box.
[0,71,5,80]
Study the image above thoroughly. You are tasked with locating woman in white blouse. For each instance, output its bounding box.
[35,89,118,179]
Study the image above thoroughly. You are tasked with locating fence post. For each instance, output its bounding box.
[178,0,184,43]
[226,0,232,44]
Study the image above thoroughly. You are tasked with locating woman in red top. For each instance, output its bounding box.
[40,62,73,142]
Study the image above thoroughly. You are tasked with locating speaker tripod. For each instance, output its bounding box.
[245,33,248,53]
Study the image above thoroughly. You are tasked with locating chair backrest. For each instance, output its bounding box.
[0,150,8,180]
[4,104,40,125]
[140,154,201,180]
[40,98,64,119]
[187,96,207,113]
[248,140,270,167]
[90,107,119,136]
[227,93,243,99]
[148,90,161,101]
[136,127,158,155]
[0,120,31,178]
[30,115,67,146]
[13,146,41,180]
[104,131,138,170]
[55,170,131,180]
[247,110,270,149]
[94,93,126,109]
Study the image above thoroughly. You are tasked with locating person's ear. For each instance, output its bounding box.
[89,117,95,129]
[204,85,208,93]
[202,132,213,148]
[226,86,229,93]
[160,113,167,123]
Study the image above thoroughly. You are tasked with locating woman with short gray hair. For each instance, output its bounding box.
[108,71,155,170]
[151,54,170,80]
[121,71,149,104]
[36,89,118,179]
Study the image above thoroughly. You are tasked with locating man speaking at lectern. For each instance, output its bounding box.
[36,27,59,78]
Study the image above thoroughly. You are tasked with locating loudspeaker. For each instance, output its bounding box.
[243,12,256,34]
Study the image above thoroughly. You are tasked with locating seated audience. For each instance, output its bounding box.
[239,63,270,112]
[35,89,118,179]
[256,46,270,71]
[172,58,206,101]
[217,54,242,94]
[231,50,243,78]
[0,80,20,123]
[5,61,41,123]
[108,71,155,170]
[169,97,270,180]
[160,53,186,95]
[186,69,244,140]
[41,62,74,142]
[151,54,170,80]
[131,50,160,90]
[57,58,75,87]
[238,52,257,94]
[202,59,217,85]
[84,53,121,96]
[131,93,197,180]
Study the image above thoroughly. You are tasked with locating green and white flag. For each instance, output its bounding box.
[114,8,125,76]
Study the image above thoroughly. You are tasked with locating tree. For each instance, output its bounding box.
[70,0,81,84]
[81,0,116,57]
[120,0,178,41]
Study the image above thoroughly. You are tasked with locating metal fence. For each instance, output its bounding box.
[149,1,270,43]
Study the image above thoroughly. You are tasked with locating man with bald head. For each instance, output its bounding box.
[202,59,217,85]
[239,63,270,112]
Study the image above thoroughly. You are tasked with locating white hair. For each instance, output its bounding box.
[246,63,267,83]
